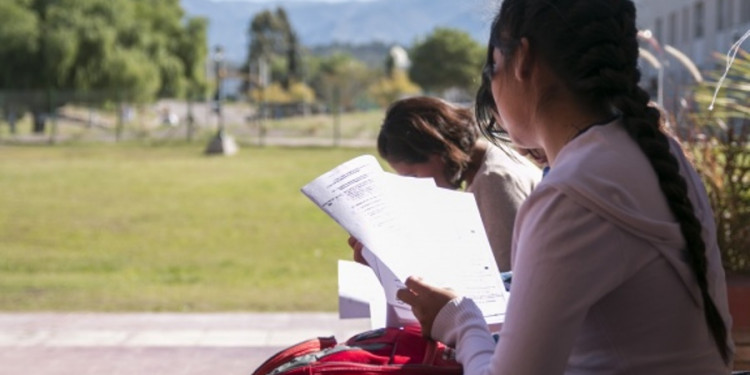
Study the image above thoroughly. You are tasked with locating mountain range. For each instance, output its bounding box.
[181,0,499,64]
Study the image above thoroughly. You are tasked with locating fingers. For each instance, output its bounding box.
[347,235,368,266]
[347,235,364,252]
[396,276,426,312]
[397,276,447,339]
[397,276,430,307]
[396,285,417,305]
[404,275,427,292]
[347,235,359,249]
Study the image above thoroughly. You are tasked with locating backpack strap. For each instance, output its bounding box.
[253,336,337,375]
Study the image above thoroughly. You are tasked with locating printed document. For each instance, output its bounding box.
[302,155,508,326]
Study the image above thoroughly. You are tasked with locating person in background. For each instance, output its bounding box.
[350,95,540,275]
[397,0,734,373]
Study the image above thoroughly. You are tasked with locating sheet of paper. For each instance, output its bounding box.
[360,246,418,325]
[337,260,387,328]
[303,155,508,325]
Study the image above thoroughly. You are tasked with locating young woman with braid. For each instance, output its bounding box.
[396,0,735,373]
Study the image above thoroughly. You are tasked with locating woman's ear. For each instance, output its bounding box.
[513,38,533,82]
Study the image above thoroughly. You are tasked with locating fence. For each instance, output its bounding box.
[0,89,380,147]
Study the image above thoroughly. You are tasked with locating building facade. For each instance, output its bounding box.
[634,0,750,112]
[638,0,750,68]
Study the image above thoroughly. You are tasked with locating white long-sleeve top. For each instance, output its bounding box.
[431,120,734,374]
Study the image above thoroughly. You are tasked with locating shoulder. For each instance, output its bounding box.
[544,122,661,212]
[483,144,541,177]
[531,121,692,248]
[471,144,541,193]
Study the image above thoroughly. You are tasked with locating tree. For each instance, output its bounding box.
[246,7,301,90]
[309,53,374,111]
[368,70,421,108]
[409,28,484,96]
[176,17,210,101]
[0,0,208,133]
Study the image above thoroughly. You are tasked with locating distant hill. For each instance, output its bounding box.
[181,0,498,64]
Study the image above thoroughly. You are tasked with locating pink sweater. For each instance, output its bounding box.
[431,120,734,374]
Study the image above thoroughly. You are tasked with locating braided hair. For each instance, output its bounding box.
[478,0,729,363]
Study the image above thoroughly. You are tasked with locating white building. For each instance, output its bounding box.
[637,0,750,68]
[634,0,750,112]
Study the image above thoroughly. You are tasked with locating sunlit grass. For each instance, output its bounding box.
[0,142,378,311]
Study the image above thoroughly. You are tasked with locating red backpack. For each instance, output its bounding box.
[252,325,463,375]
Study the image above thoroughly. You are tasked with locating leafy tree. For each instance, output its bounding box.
[409,27,484,95]
[0,0,207,133]
[178,17,210,100]
[249,82,291,103]
[309,53,374,111]
[246,7,300,90]
[287,82,315,103]
[369,70,421,108]
[309,41,391,69]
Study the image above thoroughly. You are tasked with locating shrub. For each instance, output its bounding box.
[677,50,750,274]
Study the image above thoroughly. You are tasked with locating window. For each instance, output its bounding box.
[668,12,677,45]
[694,1,705,38]
[655,17,663,42]
[719,0,736,30]
[743,0,750,23]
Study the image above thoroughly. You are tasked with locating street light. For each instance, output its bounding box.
[637,30,665,108]
[205,45,239,155]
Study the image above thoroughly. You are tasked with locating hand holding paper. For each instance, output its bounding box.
[303,155,509,327]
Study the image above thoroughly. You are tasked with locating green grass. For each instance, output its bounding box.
[0,142,378,311]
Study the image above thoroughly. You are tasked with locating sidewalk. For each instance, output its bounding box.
[5,312,747,374]
[0,312,371,375]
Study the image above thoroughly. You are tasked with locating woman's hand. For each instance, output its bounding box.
[347,235,368,266]
[396,276,457,338]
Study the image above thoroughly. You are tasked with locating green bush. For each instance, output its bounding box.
[679,50,750,274]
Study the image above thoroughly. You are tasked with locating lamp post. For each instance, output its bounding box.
[637,30,665,108]
[205,45,238,155]
[639,29,707,115]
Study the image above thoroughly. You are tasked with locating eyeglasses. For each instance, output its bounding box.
[483,39,518,81]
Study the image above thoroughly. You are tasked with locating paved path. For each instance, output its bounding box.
[0,313,370,375]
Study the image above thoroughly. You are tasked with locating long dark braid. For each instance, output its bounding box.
[486,0,729,363]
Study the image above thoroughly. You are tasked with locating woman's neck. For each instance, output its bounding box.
[535,99,611,167]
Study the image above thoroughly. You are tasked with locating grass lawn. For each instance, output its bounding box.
[0,142,378,312]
